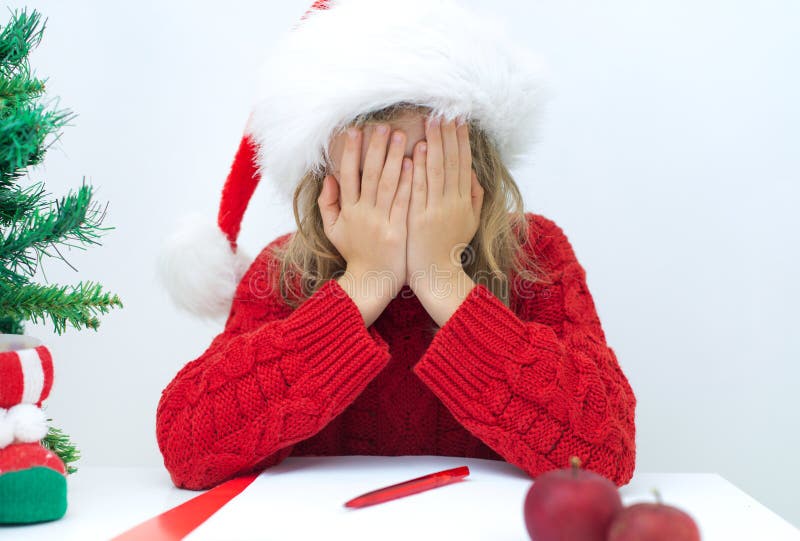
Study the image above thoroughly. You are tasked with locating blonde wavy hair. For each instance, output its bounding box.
[269,102,551,321]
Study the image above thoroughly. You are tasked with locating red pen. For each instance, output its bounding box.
[344,466,470,509]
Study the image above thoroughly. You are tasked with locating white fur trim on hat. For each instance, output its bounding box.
[249,0,551,202]
[157,213,253,320]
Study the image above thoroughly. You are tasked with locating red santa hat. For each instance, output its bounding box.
[157,0,550,319]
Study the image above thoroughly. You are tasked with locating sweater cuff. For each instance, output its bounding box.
[412,283,564,421]
[278,279,391,402]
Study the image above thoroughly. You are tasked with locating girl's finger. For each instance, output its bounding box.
[376,130,406,214]
[339,127,361,207]
[390,157,413,227]
[471,169,484,221]
[409,140,428,217]
[361,123,392,207]
[318,175,341,229]
[457,119,472,198]
[441,117,460,199]
[425,116,443,208]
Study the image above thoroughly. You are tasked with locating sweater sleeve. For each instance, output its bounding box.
[411,214,637,487]
[156,236,392,490]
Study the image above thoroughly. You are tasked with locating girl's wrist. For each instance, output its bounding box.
[411,267,476,327]
[335,267,394,327]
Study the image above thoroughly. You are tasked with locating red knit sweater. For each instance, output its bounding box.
[156,212,637,491]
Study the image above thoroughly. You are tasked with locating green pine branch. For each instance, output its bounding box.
[0,278,123,335]
[0,176,44,225]
[0,181,111,284]
[0,64,46,110]
[0,7,45,75]
[0,100,76,190]
[41,422,80,475]
[1,7,75,190]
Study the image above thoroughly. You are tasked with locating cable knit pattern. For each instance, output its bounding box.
[156,212,637,490]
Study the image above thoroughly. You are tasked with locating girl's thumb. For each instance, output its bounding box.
[318,175,340,226]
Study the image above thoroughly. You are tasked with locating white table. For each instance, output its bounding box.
[2,456,798,540]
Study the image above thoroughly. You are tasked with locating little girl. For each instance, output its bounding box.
[157,0,637,491]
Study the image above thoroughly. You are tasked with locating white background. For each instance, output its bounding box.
[8,0,799,529]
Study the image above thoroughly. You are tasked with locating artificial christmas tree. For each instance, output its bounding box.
[0,7,122,523]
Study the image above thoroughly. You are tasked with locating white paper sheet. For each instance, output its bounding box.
[184,455,534,541]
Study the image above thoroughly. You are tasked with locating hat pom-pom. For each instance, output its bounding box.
[157,213,253,320]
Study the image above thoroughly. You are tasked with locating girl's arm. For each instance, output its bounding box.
[156,234,392,490]
[412,214,637,487]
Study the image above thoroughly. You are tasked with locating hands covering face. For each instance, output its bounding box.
[319,115,483,298]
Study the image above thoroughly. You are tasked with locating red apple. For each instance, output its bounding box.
[607,488,701,541]
[524,456,623,541]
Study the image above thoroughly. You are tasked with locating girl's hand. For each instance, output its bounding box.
[319,123,413,309]
[406,116,484,296]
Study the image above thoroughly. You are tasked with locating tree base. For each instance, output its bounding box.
[0,467,67,524]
